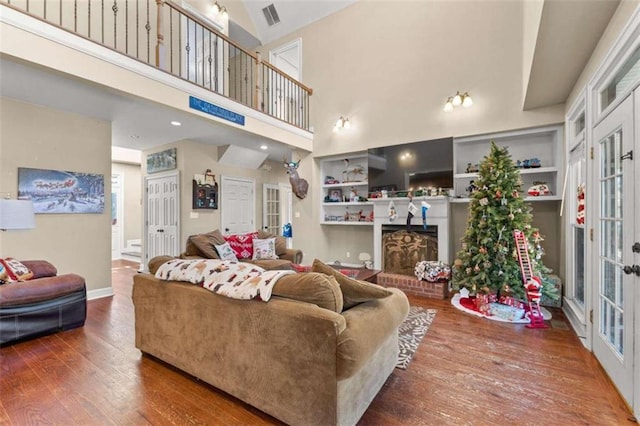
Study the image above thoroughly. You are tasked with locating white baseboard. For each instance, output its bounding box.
[87,287,114,300]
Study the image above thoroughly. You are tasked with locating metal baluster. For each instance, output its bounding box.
[74,0,77,32]
[113,0,118,49]
[59,0,62,26]
[213,37,218,93]
[101,0,104,44]
[88,0,91,39]
[169,8,173,74]
[44,0,47,20]
[207,31,212,90]
[146,0,151,63]
[136,0,139,59]
[125,0,128,54]
[185,18,190,81]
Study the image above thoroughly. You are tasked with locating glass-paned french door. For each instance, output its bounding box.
[599,128,625,354]
[592,94,635,409]
[263,184,281,236]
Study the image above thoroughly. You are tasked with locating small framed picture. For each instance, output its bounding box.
[329,189,342,202]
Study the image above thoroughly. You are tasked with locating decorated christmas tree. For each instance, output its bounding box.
[453,142,558,301]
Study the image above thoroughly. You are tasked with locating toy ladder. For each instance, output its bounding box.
[513,230,547,329]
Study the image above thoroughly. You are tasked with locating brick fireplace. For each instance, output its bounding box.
[371,196,450,299]
[381,225,438,276]
[371,196,450,270]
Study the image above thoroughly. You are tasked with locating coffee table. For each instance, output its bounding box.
[332,266,381,284]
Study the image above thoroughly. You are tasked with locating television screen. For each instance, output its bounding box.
[368,137,454,195]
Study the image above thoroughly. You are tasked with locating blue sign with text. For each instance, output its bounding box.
[189,96,245,126]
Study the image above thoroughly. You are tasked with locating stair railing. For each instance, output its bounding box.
[1,0,313,131]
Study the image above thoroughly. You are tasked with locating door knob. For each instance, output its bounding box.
[622,264,640,276]
[225,228,230,232]
[158,229,164,233]
[633,242,640,253]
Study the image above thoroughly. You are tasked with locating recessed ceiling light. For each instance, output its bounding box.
[260,144,268,150]
[170,121,182,126]
[129,135,140,139]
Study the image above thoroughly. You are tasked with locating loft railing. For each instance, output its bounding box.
[1,0,312,131]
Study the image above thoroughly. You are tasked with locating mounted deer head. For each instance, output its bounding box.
[284,157,309,199]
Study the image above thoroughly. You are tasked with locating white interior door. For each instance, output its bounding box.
[144,172,180,268]
[111,173,124,260]
[221,176,254,235]
[592,94,636,409]
[269,39,301,125]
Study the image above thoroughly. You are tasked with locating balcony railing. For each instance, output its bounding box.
[1,0,313,131]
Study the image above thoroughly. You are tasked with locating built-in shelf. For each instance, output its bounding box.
[321,181,368,189]
[453,125,563,200]
[451,195,562,203]
[321,221,374,226]
[322,201,373,206]
[320,153,372,227]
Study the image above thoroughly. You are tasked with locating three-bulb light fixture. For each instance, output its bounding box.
[444,91,473,112]
[333,116,351,132]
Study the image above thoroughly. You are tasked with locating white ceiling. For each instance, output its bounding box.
[0,0,623,164]
[0,57,295,163]
[240,0,357,45]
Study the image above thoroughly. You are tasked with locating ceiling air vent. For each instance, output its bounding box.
[262,4,280,26]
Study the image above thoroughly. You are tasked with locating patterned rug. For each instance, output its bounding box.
[396,306,437,369]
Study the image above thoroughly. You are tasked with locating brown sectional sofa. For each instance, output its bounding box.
[182,229,303,270]
[133,258,409,425]
[0,260,86,346]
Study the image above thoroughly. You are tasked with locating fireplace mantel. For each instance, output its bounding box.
[370,196,450,270]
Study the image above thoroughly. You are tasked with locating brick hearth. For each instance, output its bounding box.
[377,272,447,299]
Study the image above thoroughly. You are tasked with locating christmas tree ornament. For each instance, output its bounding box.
[479,197,489,206]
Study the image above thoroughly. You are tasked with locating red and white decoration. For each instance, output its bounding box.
[224,232,259,259]
[576,183,585,225]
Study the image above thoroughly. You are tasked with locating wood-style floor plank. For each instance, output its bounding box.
[0,260,634,425]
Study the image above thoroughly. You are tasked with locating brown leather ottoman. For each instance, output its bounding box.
[0,260,86,346]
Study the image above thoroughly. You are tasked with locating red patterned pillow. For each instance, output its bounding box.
[224,232,258,259]
[0,258,34,282]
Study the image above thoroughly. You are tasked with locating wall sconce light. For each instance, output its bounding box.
[212,1,228,18]
[444,91,473,112]
[0,198,35,231]
[333,116,351,132]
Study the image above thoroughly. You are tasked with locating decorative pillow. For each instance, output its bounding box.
[252,238,278,260]
[311,259,391,309]
[272,272,344,313]
[0,258,34,282]
[20,260,57,279]
[257,230,287,256]
[189,229,226,259]
[215,242,239,261]
[0,262,12,284]
[224,232,258,259]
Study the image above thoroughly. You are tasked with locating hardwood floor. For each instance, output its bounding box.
[1,259,634,425]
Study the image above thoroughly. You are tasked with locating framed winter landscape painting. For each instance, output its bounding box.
[18,167,105,214]
[146,147,177,174]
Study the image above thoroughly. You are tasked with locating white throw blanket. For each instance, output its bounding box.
[155,259,295,301]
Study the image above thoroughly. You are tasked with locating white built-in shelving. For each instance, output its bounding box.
[319,153,374,226]
[452,125,564,202]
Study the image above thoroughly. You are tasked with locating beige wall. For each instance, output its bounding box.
[0,97,112,293]
[259,1,568,266]
[142,140,290,253]
[112,162,142,245]
[566,1,639,108]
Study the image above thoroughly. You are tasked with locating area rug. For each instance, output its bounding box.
[396,306,437,370]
